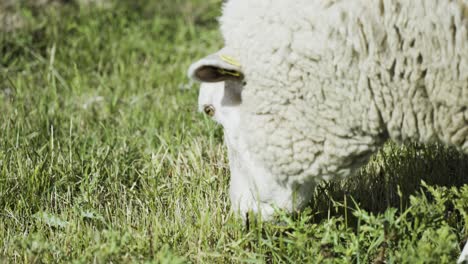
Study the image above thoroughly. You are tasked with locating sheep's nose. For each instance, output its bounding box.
[203,105,216,117]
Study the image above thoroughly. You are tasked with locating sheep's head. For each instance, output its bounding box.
[189,49,385,220]
[189,51,322,220]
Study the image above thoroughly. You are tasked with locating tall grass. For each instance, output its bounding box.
[1,1,467,263]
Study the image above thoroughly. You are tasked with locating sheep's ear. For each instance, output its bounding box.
[188,53,244,83]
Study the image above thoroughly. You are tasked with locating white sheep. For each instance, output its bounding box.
[190,0,468,261]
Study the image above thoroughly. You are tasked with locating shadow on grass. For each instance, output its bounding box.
[307,141,468,223]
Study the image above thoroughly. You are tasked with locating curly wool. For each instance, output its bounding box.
[218,0,467,183]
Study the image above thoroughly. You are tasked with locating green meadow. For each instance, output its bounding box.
[1,1,467,263]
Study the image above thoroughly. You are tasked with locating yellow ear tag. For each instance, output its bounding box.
[217,68,241,77]
[219,55,241,67]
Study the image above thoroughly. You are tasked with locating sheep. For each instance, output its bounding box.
[189,0,467,261]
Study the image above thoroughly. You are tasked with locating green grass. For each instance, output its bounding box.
[1,1,467,263]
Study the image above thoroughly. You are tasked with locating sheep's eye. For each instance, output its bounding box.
[203,105,215,117]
